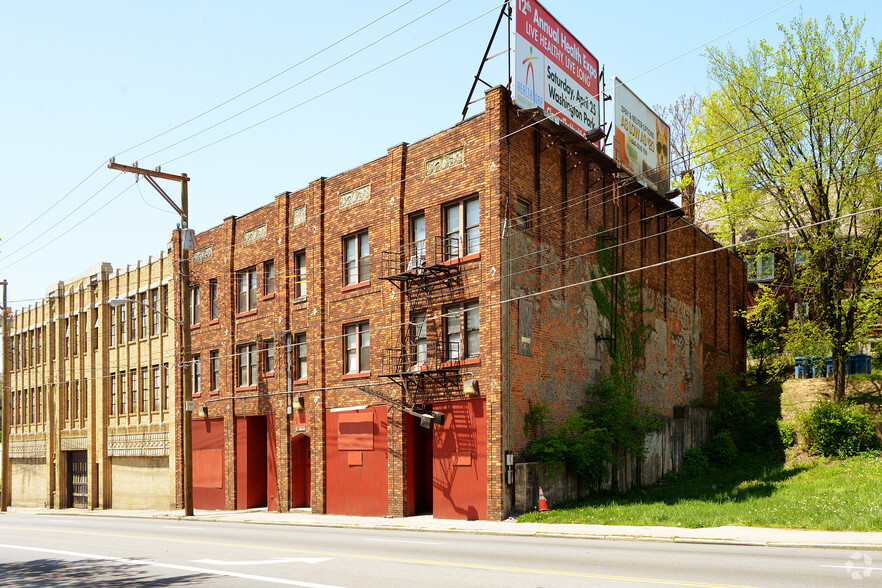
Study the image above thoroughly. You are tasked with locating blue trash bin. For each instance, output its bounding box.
[824,356,833,377]
[852,353,872,374]
[794,356,807,379]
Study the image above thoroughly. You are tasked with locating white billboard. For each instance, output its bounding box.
[513,0,600,138]
[613,77,671,196]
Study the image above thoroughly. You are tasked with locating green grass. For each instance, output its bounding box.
[519,454,882,530]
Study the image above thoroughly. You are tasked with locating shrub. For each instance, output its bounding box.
[680,447,709,478]
[800,401,880,458]
[777,420,797,448]
[705,431,738,466]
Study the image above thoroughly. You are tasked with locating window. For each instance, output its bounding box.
[192,354,202,395]
[36,387,41,422]
[72,381,79,421]
[344,322,370,374]
[410,214,426,267]
[264,260,275,296]
[162,285,169,332]
[237,267,258,313]
[71,315,78,356]
[445,196,479,259]
[129,301,137,340]
[238,343,258,387]
[142,368,150,412]
[210,350,220,392]
[111,374,117,415]
[35,330,41,364]
[411,311,427,366]
[209,279,219,320]
[343,231,370,285]
[262,339,275,374]
[294,333,307,381]
[191,285,201,324]
[445,301,480,360]
[118,305,126,344]
[514,199,531,229]
[120,372,127,413]
[151,289,160,335]
[293,251,307,299]
[63,319,69,358]
[130,369,138,413]
[140,293,149,337]
[92,310,99,351]
[746,254,775,282]
[162,363,169,410]
[153,366,161,411]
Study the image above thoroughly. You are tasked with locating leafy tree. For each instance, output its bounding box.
[736,284,788,383]
[693,15,882,401]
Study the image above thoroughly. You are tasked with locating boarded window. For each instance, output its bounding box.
[338,412,374,451]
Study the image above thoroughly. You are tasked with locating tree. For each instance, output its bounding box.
[737,284,788,383]
[693,15,882,401]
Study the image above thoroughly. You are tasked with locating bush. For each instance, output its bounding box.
[777,420,797,448]
[705,431,738,466]
[800,401,880,458]
[680,447,709,478]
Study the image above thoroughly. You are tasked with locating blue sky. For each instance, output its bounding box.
[2,0,880,307]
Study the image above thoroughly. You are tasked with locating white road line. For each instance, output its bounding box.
[363,538,443,545]
[0,543,343,588]
[193,557,332,566]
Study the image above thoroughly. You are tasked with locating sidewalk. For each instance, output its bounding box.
[9,507,882,550]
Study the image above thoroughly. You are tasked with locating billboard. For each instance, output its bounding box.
[513,0,600,138]
[613,77,671,196]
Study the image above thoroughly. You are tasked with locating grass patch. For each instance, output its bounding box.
[519,453,882,530]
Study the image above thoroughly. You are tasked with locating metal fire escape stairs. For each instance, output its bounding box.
[378,236,463,425]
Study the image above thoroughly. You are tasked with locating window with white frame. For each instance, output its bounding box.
[410,214,426,268]
[343,322,370,374]
[192,354,202,395]
[210,350,220,392]
[262,339,275,374]
[444,196,479,259]
[411,311,427,366]
[191,285,201,324]
[153,366,161,411]
[294,333,307,380]
[237,343,258,387]
[746,254,775,282]
[209,279,219,320]
[264,260,275,296]
[237,267,258,313]
[444,300,480,360]
[343,231,370,285]
[294,251,307,299]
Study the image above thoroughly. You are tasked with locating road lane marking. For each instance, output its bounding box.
[0,543,341,588]
[193,557,332,566]
[363,538,443,545]
[0,526,759,588]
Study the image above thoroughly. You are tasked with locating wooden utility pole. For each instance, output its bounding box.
[1,280,9,512]
[108,161,193,516]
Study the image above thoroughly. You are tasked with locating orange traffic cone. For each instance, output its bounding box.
[538,486,549,512]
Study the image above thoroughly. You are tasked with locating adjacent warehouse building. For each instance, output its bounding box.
[5,253,181,510]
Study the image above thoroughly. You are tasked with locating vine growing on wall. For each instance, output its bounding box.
[522,229,659,490]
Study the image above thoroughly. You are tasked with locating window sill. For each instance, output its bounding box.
[236,309,258,319]
[262,293,275,301]
[235,385,258,392]
[208,319,219,326]
[441,357,481,368]
[263,371,276,378]
[292,378,308,386]
[190,323,201,330]
[441,252,480,266]
[209,389,220,396]
[292,296,307,305]
[341,281,370,293]
[342,371,371,380]
[192,391,202,398]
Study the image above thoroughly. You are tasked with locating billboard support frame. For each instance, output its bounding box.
[461,1,512,121]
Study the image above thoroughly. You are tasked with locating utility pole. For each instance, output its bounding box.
[1,280,9,512]
[108,161,193,516]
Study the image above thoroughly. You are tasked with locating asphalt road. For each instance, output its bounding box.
[0,513,878,587]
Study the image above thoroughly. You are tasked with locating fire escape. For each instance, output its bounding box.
[377,236,463,425]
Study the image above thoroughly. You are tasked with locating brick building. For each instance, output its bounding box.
[183,86,746,520]
[5,252,180,509]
